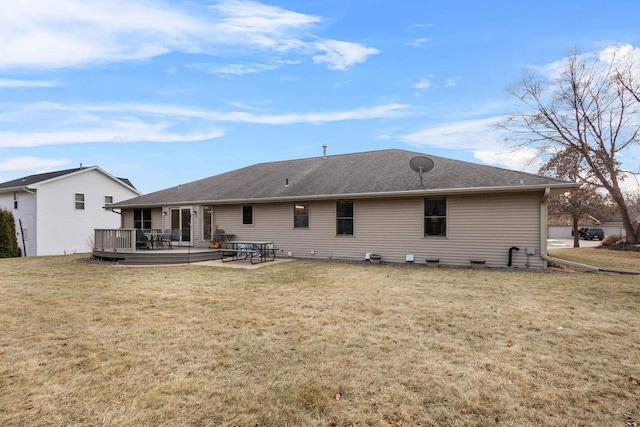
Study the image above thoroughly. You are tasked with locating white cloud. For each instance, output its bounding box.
[0,101,410,148]
[0,0,378,71]
[0,78,61,88]
[473,148,542,173]
[407,38,429,47]
[0,157,69,173]
[413,75,433,93]
[399,115,540,172]
[531,44,640,82]
[311,39,380,71]
[0,126,224,148]
[414,77,431,90]
[445,78,457,87]
[188,59,300,76]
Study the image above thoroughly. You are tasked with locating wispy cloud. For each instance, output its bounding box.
[407,38,429,47]
[398,115,542,172]
[0,125,224,148]
[0,101,410,148]
[0,0,378,71]
[188,59,300,76]
[0,78,61,88]
[529,44,640,82]
[413,75,433,94]
[311,39,380,71]
[445,78,457,87]
[0,157,69,173]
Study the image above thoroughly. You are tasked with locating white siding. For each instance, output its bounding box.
[0,190,37,256]
[36,169,139,255]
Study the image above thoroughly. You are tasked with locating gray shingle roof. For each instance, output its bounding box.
[0,167,85,189]
[0,167,137,191]
[112,149,574,208]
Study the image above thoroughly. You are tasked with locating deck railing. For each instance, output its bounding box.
[94,229,136,253]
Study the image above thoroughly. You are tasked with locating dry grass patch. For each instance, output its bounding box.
[549,247,640,273]
[0,254,639,426]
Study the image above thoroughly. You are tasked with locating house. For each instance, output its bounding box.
[104,149,576,268]
[0,166,141,256]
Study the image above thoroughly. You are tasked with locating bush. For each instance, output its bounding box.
[601,234,624,247]
[0,208,20,258]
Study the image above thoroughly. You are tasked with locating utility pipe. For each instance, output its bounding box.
[508,246,519,267]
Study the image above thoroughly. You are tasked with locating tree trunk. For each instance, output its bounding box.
[572,214,580,248]
[609,187,637,244]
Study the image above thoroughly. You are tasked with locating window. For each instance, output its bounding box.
[75,193,85,210]
[336,201,354,235]
[13,192,18,209]
[242,205,253,225]
[134,208,152,229]
[293,202,309,228]
[424,198,446,236]
[105,196,113,205]
[203,206,214,240]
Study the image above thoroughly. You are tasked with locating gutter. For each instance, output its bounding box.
[539,188,640,275]
[0,186,36,195]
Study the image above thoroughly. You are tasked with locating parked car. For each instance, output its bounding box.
[578,227,605,240]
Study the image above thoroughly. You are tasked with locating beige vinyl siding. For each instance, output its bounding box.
[211,191,544,268]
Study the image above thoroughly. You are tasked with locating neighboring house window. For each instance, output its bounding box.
[105,196,113,205]
[424,198,446,236]
[134,208,152,229]
[13,192,18,209]
[294,202,309,228]
[203,206,213,240]
[75,193,85,210]
[336,201,354,235]
[242,205,253,225]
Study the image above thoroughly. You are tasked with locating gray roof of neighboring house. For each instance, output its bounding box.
[0,166,137,191]
[111,149,575,208]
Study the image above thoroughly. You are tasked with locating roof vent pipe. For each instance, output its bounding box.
[322,144,327,159]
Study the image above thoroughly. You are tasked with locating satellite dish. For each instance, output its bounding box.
[409,156,434,188]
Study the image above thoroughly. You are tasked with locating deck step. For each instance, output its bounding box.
[93,249,226,265]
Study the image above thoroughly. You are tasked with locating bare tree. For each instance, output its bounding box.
[504,48,640,243]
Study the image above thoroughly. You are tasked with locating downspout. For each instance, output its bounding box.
[539,188,601,272]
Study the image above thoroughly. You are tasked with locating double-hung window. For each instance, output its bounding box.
[242,205,253,225]
[424,198,446,236]
[75,193,85,210]
[336,201,354,235]
[134,208,152,229]
[293,202,309,228]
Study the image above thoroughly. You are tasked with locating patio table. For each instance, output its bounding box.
[222,241,275,264]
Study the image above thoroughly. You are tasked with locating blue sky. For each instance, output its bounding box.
[1,0,639,193]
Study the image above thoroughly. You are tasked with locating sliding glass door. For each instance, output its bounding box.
[170,207,193,246]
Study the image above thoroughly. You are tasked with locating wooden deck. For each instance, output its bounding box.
[92,248,234,265]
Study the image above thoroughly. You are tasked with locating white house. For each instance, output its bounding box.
[0,166,141,256]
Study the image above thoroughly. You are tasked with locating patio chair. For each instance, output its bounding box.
[161,229,172,249]
[135,229,151,250]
